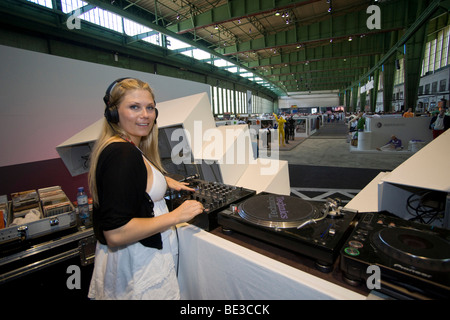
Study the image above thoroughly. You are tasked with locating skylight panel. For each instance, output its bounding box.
[226,67,238,73]
[240,72,253,78]
[78,7,123,33]
[142,34,161,46]
[181,50,193,57]
[166,36,190,50]
[213,59,229,67]
[192,49,211,61]
[27,0,53,8]
[123,18,152,36]
[60,0,86,13]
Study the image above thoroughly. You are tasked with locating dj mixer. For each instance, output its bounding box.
[166,177,256,230]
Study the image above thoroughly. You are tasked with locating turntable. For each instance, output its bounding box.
[340,212,450,299]
[217,193,358,272]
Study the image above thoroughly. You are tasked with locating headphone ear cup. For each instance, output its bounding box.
[105,105,119,124]
[155,108,158,121]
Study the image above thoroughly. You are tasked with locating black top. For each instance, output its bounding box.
[93,142,162,249]
[429,114,450,130]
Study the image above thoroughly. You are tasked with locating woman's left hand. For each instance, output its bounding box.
[165,176,195,192]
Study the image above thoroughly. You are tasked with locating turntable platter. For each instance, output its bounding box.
[238,194,319,228]
[372,227,450,272]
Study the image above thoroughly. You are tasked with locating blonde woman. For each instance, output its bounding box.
[88,78,203,299]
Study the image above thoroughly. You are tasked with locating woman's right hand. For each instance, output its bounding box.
[172,200,204,224]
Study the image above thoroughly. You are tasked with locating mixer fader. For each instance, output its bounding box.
[166,178,256,230]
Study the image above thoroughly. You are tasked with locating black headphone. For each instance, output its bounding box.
[103,77,158,124]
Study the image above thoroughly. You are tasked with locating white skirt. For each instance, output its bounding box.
[88,201,180,300]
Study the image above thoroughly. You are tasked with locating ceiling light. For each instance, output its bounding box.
[214,25,219,29]
[275,11,280,16]
[348,37,352,41]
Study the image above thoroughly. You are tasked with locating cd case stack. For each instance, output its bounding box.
[0,186,77,246]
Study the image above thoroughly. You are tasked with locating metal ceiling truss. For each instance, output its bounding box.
[0,0,283,97]
[2,0,450,100]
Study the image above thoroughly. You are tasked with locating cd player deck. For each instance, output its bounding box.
[340,211,450,299]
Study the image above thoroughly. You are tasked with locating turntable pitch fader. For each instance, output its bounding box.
[166,177,256,231]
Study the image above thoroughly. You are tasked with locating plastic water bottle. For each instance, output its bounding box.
[76,187,89,225]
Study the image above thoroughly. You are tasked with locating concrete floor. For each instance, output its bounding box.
[272,122,413,171]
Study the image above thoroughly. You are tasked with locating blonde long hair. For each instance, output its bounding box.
[88,78,166,206]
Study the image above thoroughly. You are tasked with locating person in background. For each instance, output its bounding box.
[273,113,286,146]
[88,78,204,300]
[284,119,290,144]
[288,116,296,141]
[403,108,414,118]
[356,112,365,132]
[377,135,403,151]
[429,108,450,139]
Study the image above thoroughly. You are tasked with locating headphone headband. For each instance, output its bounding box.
[103,77,131,107]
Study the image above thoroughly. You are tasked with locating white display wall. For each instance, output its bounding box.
[0,45,210,167]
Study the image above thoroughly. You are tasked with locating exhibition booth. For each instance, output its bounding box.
[350,115,432,153]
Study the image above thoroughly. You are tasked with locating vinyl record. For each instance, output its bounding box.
[238,194,319,228]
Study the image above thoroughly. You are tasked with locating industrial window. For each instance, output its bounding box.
[27,0,277,96]
[61,0,84,12]
[393,58,404,85]
[83,7,123,33]
[422,41,431,76]
[236,91,242,114]
[123,18,160,46]
[217,87,223,114]
[60,0,123,33]
[211,87,218,115]
[192,49,211,61]
[27,0,52,8]
[442,27,450,67]
[435,30,443,70]
[432,81,438,94]
[228,89,234,114]
[429,38,437,72]
[210,86,253,116]
[422,25,450,76]
[440,79,447,92]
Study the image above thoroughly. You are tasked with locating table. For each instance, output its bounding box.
[176,223,367,300]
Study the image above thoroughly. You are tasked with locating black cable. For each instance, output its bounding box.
[406,191,444,225]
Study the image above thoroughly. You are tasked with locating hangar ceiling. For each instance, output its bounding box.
[1,0,450,99]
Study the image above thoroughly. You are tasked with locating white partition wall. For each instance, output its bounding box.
[0,44,211,168]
